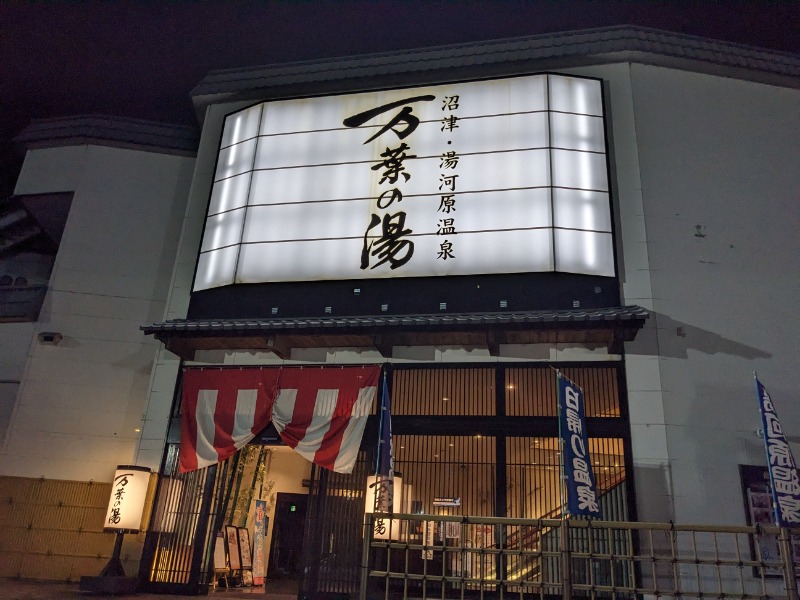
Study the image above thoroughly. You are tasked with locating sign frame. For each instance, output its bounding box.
[191,71,619,313]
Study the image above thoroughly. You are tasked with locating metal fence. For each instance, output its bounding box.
[360,514,800,600]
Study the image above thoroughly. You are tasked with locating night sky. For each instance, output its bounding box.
[2,1,799,196]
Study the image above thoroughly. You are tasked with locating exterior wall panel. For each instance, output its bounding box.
[0,144,194,481]
[629,64,800,524]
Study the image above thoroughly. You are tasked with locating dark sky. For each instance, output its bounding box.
[2,0,799,195]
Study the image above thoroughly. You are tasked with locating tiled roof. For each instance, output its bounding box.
[142,305,649,335]
[191,25,800,103]
[15,115,199,155]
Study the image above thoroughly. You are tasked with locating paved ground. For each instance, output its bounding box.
[0,579,295,599]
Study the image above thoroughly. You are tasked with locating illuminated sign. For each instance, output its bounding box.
[194,74,614,291]
[104,465,150,532]
[433,497,461,507]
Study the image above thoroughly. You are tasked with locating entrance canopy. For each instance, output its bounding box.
[180,365,380,474]
[143,305,649,360]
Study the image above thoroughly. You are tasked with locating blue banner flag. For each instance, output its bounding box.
[756,376,800,526]
[372,374,394,513]
[558,374,602,518]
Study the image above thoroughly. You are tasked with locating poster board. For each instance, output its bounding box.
[238,527,253,570]
[740,464,800,579]
[253,499,268,585]
[225,525,242,571]
[213,531,227,572]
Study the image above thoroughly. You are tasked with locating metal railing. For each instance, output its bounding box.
[360,514,800,599]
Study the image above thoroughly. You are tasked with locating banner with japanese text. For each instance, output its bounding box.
[558,374,602,518]
[368,376,399,539]
[756,376,800,527]
[252,499,268,585]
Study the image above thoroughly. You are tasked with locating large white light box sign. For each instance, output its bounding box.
[194,74,614,291]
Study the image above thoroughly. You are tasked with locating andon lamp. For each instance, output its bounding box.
[80,465,151,595]
[364,475,403,540]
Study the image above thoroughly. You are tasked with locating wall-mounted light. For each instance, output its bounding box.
[38,332,62,345]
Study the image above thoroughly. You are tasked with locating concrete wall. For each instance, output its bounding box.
[0,143,194,482]
[0,323,34,442]
[556,62,800,526]
[136,102,250,471]
[628,64,800,524]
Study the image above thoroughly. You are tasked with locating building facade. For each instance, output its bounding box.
[0,26,798,595]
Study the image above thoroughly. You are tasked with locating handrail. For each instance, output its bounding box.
[362,513,800,600]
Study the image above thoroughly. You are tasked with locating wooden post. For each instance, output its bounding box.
[359,514,373,600]
[779,527,798,600]
[560,519,572,600]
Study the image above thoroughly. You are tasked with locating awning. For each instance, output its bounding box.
[142,305,649,360]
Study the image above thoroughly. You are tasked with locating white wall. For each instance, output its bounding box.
[0,143,194,481]
[136,102,251,471]
[628,64,800,524]
[0,323,35,442]
[549,62,800,525]
[559,62,673,522]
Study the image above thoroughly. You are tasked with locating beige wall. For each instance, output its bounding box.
[0,475,148,581]
[1,144,194,482]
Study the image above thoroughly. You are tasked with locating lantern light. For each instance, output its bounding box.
[104,465,151,532]
[81,465,151,594]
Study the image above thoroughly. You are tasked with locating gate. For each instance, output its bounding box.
[301,453,372,598]
[139,444,236,594]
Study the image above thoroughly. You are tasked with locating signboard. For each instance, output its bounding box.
[740,465,800,578]
[195,73,614,291]
[225,525,242,570]
[252,499,268,585]
[558,375,602,519]
[103,465,150,532]
[433,497,461,507]
[422,520,436,560]
[755,377,800,526]
[213,531,227,572]
[238,527,253,569]
[366,475,403,540]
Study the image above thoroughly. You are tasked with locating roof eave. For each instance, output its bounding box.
[142,306,650,361]
[190,25,800,120]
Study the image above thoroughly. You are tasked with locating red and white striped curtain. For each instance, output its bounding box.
[179,365,381,473]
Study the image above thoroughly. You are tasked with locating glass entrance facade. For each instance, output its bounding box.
[142,362,632,597]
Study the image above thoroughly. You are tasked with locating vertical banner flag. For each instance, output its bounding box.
[558,373,602,518]
[755,376,800,526]
[252,499,267,585]
[367,374,396,539]
[180,366,380,473]
[372,374,394,512]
